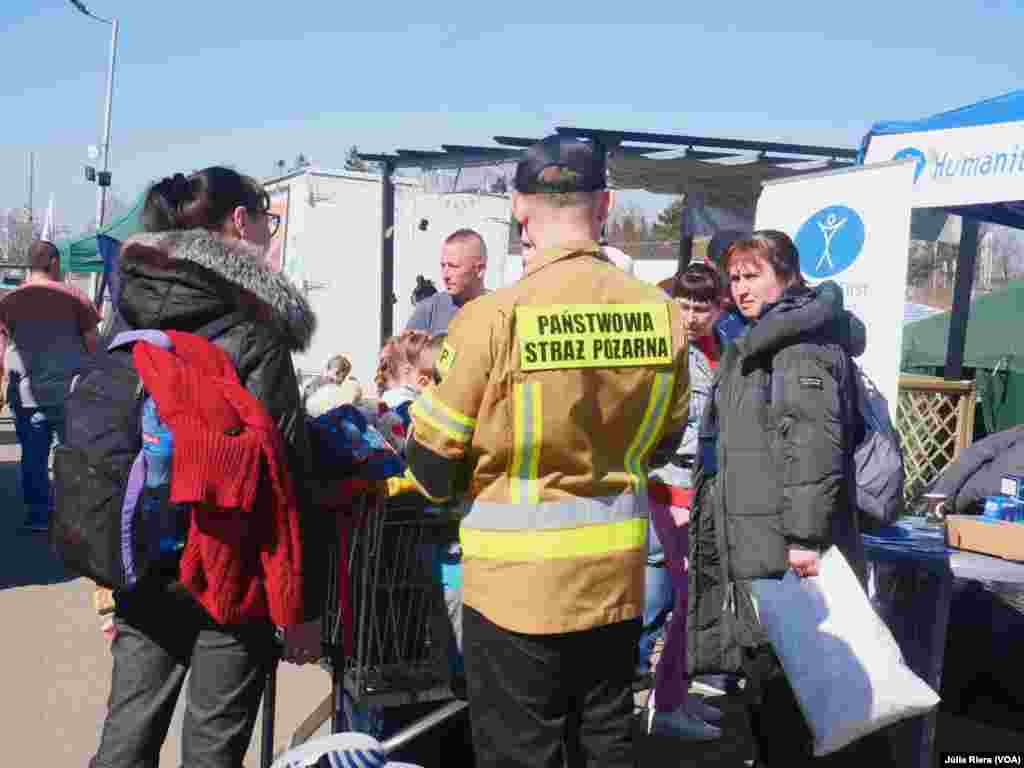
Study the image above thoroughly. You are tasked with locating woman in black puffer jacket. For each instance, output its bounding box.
[687,231,893,767]
[92,167,324,768]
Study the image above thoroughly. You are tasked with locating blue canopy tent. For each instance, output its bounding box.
[95,233,122,311]
[861,89,1024,379]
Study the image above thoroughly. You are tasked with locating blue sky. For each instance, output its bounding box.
[3,0,1022,233]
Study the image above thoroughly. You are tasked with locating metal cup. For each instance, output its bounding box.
[922,493,948,525]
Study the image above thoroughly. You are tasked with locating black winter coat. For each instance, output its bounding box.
[687,282,867,676]
[112,228,325,622]
[931,425,1024,515]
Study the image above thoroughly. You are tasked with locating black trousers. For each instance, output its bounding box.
[91,585,276,768]
[463,605,639,768]
[743,645,896,767]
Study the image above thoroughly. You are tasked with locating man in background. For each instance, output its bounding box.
[0,240,99,532]
[405,229,487,336]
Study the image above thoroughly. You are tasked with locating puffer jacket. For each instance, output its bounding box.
[112,229,325,622]
[687,282,866,676]
[931,425,1024,515]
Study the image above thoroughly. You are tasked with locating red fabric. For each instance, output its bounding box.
[133,332,304,627]
[648,480,695,510]
[694,333,720,369]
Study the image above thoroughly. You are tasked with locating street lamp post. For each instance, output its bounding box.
[69,1,118,232]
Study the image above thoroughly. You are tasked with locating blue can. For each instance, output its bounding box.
[142,398,173,488]
[1000,473,1024,502]
[140,397,186,556]
[983,495,1024,523]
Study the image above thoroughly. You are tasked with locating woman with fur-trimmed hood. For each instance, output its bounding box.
[92,168,324,768]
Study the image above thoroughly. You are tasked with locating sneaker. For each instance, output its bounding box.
[649,707,722,741]
[686,693,723,723]
[691,675,728,696]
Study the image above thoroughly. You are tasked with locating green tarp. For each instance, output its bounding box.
[902,280,1024,432]
[902,280,1024,372]
[56,192,145,274]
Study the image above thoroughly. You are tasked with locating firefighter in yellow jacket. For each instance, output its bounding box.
[407,136,690,768]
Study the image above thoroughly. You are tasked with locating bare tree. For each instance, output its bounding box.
[980,223,1024,288]
[1,208,38,264]
[608,205,648,246]
[906,240,936,289]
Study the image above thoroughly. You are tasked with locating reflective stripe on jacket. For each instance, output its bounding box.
[407,241,690,634]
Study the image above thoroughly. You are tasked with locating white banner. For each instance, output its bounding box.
[865,120,1024,208]
[755,161,916,408]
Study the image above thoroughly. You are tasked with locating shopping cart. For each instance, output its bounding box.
[288,484,468,752]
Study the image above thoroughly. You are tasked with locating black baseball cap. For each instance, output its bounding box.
[514,136,607,194]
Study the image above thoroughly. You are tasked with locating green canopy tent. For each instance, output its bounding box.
[902,279,1024,433]
[55,192,145,274]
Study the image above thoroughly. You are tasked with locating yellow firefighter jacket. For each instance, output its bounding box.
[407,241,690,634]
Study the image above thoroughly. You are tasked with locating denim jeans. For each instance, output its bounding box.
[9,382,65,526]
[638,521,674,673]
[416,539,465,682]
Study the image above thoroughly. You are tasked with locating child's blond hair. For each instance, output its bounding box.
[378,330,434,391]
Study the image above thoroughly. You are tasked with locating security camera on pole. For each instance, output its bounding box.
[70,0,118,233]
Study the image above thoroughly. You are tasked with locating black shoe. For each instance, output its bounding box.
[632,669,654,692]
[451,674,468,700]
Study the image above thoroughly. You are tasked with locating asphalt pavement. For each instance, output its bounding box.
[0,405,761,767]
[0,412,326,767]
[1,411,1020,766]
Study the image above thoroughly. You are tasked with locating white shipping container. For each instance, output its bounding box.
[263,169,512,387]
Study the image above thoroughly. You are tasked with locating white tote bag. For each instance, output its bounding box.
[750,546,939,756]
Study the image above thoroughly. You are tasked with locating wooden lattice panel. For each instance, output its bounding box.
[895,375,976,505]
[897,391,960,500]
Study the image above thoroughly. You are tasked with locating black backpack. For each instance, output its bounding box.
[851,364,906,529]
[51,313,245,590]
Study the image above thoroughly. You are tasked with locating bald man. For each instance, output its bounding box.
[406,229,487,336]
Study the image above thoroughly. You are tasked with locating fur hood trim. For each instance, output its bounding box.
[121,229,316,350]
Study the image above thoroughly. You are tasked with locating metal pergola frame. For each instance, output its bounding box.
[360,127,858,344]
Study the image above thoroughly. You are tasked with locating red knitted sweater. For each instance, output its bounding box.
[133,331,304,626]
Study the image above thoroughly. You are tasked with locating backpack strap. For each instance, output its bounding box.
[108,330,173,352]
[100,312,247,399]
[106,311,247,352]
[194,311,247,342]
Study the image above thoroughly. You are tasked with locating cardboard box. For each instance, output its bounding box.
[945,515,1024,562]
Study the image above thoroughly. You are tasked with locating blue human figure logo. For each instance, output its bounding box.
[816,212,848,272]
[795,205,866,279]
